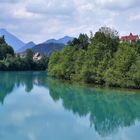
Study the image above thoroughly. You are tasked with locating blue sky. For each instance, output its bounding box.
[0,0,140,43]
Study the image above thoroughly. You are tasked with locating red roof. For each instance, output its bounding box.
[121,33,138,42]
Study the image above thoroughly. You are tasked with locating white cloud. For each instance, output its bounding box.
[26,0,76,18]
[0,0,140,43]
[129,14,140,21]
[0,0,22,3]
[94,0,140,10]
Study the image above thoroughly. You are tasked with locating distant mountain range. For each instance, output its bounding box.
[17,41,36,53]
[32,43,65,55]
[0,28,74,55]
[34,36,74,55]
[45,36,74,45]
[0,29,25,51]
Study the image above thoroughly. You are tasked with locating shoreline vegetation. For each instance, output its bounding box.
[48,27,140,89]
[48,76,140,92]
[0,36,49,71]
[0,26,140,90]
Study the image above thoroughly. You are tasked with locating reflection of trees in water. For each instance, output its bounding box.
[48,78,140,137]
[0,72,47,104]
[1,72,140,137]
[0,73,15,104]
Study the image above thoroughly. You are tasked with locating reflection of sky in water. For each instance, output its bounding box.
[0,86,98,140]
[0,73,140,140]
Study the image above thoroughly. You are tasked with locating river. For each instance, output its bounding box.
[0,71,140,140]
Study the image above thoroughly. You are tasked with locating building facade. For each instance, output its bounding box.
[120,33,139,43]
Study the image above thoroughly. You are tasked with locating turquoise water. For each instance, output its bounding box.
[0,72,140,140]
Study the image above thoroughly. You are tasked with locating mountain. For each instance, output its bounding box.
[31,36,74,56]
[0,29,25,51]
[58,36,74,44]
[45,36,74,45]
[32,43,65,55]
[45,39,58,44]
[17,41,35,53]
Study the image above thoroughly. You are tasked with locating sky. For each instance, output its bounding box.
[0,0,140,43]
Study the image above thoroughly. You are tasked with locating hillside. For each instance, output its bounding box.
[32,43,65,55]
[0,29,25,51]
[45,36,74,45]
[17,41,35,53]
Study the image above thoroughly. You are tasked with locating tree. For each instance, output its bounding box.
[105,43,137,87]
[135,39,140,53]
[24,49,34,70]
[48,27,140,89]
[0,36,6,44]
[0,36,14,60]
[36,55,49,70]
[25,49,33,62]
[99,26,119,39]
[92,27,119,54]
[128,55,140,88]
[48,50,61,77]
[68,34,89,50]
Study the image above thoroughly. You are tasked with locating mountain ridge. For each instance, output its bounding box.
[0,29,25,51]
[32,42,65,55]
[31,36,74,55]
[0,28,74,54]
[45,36,74,45]
[17,41,36,53]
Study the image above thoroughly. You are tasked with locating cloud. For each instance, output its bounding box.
[94,0,140,10]
[26,0,76,18]
[0,0,22,3]
[129,14,140,21]
[0,0,140,43]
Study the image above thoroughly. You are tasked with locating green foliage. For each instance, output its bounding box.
[48,50,61,77]
[128,55,140,88]
[0,36,14,60]
[35,55,49,70]
[99,26,119,39]
[23,49,34,70]
[0,37,49,71]
[48,78,140,137]
[0,36,6,44]
[105,43,137,88]
[135,39,140,53]
[92,27,119,54]
[48,27,140,89]
[48,34,89,80]
[68,34,89,50]
[25,49,33,61]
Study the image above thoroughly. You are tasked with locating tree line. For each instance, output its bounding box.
[1,27,140,89]
[48,27,140,89]
[0,36,49,71]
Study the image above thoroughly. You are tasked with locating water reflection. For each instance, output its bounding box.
[48,78,140,137]
[0,72,47,104]
[0,72,140,138]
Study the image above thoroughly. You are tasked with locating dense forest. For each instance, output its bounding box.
[1,27,140,89]
[48,27,140,89]
[0,36,48,71]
